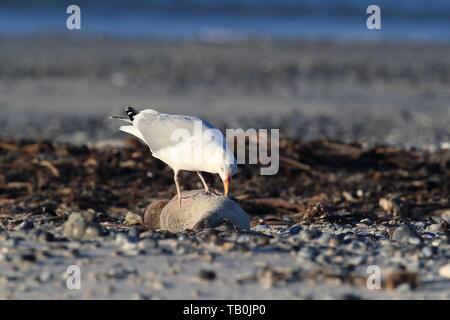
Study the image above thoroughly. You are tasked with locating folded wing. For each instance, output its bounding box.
[133,110,220,154]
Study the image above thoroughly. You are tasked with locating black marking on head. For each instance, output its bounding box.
[125,106,139,121]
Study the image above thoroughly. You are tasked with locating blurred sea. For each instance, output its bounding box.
[1,0,450,41]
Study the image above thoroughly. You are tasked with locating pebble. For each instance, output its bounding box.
[115,233,138,253]
[342,232,357,243]
[288,225,302,235]
[346,240,366,252]
[18,220,34,231]
[35,230,56,242]
[282,216,294,224]
[131,293,150,300]
[341,293,361,300]
[328,236,341,248]
[21,253,36,263]
[360,218,373,226]
[252,224,273,234]
[392,224,422,244]
[128,227,140,241]
[317,233,331,244]
[125,212,143,226]
[438,264,450,279]
[236,235,251,244]
[300,229,322,240]
[347,255,365,266]
[198,269,216,281]
[395,283,412,292]
[63,212,103,240]
[0,253,8,263]
[38,271,52,283]
[298,246,319,260]
[426,221,449,235]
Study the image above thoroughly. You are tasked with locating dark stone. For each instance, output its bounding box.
[21,253,36,262]
[198,269,216,281]
[36,230,56,242]
[19,220,34,231]
[289,225,302,235]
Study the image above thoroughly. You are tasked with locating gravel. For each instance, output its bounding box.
[4,212,448,299]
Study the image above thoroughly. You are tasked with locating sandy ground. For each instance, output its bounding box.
[1,36,450,300]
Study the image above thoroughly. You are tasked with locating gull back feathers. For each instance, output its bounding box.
[113,107,236,174]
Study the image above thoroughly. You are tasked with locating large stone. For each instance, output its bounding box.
[143,190,250,233]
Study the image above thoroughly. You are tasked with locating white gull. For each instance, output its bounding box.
[112,107,237,205]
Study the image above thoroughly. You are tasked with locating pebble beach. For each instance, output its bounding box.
[1,31,450,299]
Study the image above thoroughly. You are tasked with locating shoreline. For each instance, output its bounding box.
[1,36,450,148]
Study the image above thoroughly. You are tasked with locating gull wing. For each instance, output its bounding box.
[133,111,222,154]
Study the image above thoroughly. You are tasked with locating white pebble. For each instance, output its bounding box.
[438,264,450,279]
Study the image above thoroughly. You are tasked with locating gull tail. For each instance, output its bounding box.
[125,106,139,121]
[119,125,146,143]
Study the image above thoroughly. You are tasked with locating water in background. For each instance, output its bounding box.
[1,0,449,41]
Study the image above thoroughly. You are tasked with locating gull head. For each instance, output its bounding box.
[218,162,237,196]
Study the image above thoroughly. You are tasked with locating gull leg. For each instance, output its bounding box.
[196,171,209,193]
[174,170,182,207]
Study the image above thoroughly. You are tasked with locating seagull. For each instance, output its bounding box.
[111,107,237,206]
